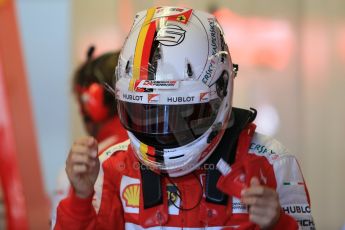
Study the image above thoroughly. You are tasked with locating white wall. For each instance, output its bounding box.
[15,0,71,197]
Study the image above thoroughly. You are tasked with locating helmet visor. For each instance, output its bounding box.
[118,99,220,148]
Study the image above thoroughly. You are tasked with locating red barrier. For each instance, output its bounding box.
[0,0,50,229]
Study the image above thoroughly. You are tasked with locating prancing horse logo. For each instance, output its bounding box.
[155,24,186,46]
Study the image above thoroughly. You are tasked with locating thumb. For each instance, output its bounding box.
[87,137,98,158]
[87,136,98,147]
[250,177,260,187]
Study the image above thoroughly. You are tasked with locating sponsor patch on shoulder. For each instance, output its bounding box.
[249,142,280,161]
[282,204,311,215]
[99,139,130,162]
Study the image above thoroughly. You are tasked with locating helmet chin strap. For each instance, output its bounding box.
[205,107,257,204]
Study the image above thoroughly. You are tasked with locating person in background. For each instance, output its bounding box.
[73,47,127,147]
[54,7,315,229]
[51,47,128,227]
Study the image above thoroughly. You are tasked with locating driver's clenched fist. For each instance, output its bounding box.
[65,137,100,198]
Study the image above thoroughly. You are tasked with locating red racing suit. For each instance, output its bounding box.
[54,123,315,229]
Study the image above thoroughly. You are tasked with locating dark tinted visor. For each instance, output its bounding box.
[118,99,220,148]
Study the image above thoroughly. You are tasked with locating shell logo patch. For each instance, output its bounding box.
[122,184,140,208]
[120,176,140,213]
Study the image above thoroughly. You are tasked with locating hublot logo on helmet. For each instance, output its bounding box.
[123,93,143,101]
[167,96,195,103]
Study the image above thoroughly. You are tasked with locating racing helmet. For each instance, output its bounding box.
[116,6,236,177]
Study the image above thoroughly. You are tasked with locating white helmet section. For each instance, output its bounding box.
[116,7,234,177]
